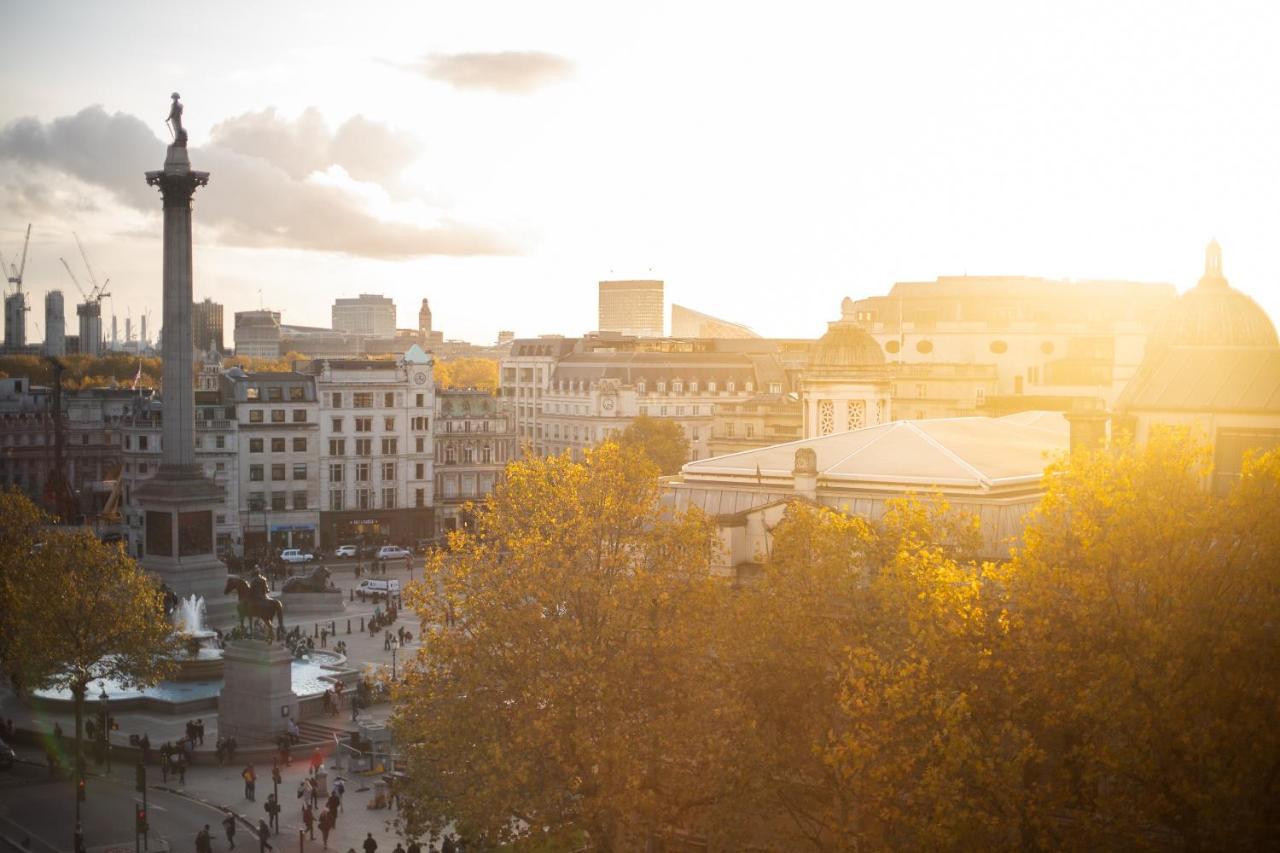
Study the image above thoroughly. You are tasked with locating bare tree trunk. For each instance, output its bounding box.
[73,681,85,832]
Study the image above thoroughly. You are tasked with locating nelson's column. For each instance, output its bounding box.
[135,93,233,624]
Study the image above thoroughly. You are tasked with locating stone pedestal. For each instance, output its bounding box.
[218,639,299,744]
[278,590,346,615]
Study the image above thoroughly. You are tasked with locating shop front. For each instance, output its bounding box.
[319,507,433,552]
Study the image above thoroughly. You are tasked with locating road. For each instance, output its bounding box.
[1,754,245,853]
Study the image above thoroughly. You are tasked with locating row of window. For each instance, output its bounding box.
[327,437,423,456]
[245,385,308,402]
[327,487,425,511]
[324,391,429,409]
[246,408,309,424]
[327,461,427,482]
[249,463,308,482]
[250,437,308,453]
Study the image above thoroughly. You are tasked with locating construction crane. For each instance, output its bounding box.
[73,232,110,305]
[0,223,32,292]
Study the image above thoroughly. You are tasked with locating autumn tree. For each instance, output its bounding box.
[995,431,1280,850]
[433,357,498,392]
[615,415,690,475]
[0,504,177,834]
[394,442,728,850]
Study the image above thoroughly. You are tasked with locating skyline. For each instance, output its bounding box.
[2,1,1280,344]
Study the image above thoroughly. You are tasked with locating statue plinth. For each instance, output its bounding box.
[218,639,299,743]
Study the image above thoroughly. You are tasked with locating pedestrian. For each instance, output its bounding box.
[197,825,213,853]
[243,763,256,800]
[318,810,332,848]
[332,776,345,806]
[265,793,281,834]
[216,737,226,766]
[256,820,272,853]
[405,840,420,853]
[440,837,456,853]
[141,732,152,765]
[325,792,340,828]
[223,811,237,849]
[54,722,63,741]
[320,628,327,648]
[362,833,377,853]
[177,754,187,785]
[301,804,314,841]
[161,750,170,783]
[384,632,391,652]
[309,748,323,776]
[392,843,405,853]
[197,719,205,745]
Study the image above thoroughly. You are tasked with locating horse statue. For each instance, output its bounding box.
[223,574,285,640]
[282,565,332,594]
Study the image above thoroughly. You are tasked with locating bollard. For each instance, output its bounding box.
[346,619,351,634]
[360,617,364,631]
[349,588,354,603]
[313,623,318,638]
[298,828,304,853]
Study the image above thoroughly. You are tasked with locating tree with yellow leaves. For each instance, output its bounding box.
[394,442,727,850]
[0,494,177,836]
[433,357,498,391]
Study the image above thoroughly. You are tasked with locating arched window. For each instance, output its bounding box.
[847,399,865,431]
[636,380,647,395]
[818,400,835,436]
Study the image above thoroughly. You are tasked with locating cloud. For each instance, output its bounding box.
[210,108,418,184]
[417,50,573,94]
[0,106,517,259]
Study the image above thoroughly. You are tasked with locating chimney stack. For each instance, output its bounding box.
[792,447,818,500]
[1064,397,1108,452]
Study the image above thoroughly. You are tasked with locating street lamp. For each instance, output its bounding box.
[389,636,400,682]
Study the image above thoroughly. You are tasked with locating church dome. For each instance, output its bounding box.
[1150,241,1279,350]
[810,320,885,367]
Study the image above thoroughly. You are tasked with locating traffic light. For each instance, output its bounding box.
[135,805,147,835]
[135,762,146,793]
[76,776,86,801]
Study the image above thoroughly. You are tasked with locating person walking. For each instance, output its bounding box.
[264,794,281,834]
[301,804,314,841]
[196,825,213,853]
[256,820,272,853]
[325,792,340,825]
[318,810,332,849]
[392,843,405,853]
[196,719,205,745]
[222,811,237,850]
[177,754,187,785]
[362,833,377,853]
[405,840,420,853]
[243,764,257,800]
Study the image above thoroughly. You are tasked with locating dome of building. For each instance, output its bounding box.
[809,320,885,367]
[1150,241,1279,350]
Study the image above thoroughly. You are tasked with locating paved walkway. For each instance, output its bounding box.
[2,558,448,852]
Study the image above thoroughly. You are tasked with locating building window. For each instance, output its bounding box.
[769,382,782,394]
[416,393,425,408]
[331,392,343,408]
[355,417,372,432]
[271,464,286,480]
[818,399,835,436]
[267,387,283,402]
[250,438,264,453]
[272,437,286,452]
[358,489,372,510]
[885,340,901,354]
[355,438,372,456]
[445,446,456,464]
[916,383,927,398]
[727,381,736,393]
[250,464,264,481]
[329,438,346,456]
[746,423,755,438]
[847,400,865,431]
[725,422,735,437]
[215,435,225,449]
[271,410,285,423]
[382,487,396,509]
[975,388,986,405]
[293,437,306,452]
[329,463,344,482]
[415,462,425,479]
[463,446,474,463]
[289,386,305,401]
[481,445,492,463]
[293,463,307,480]
[246,387,260,401]
[707,381,717,393]
[271,492,286,511]
[215,462,226,472]
[292,491,307,510]
[384,392,395,407]
[691,426,700,442]
[990,340,1008,354]
[248,491,265,511]
[636,381,647,394]
[292,409,306,423]
[381,462,395,480]
[329,490,344,511]
[412,416,429,430]
[415,436,425,453]
[916,340,934,354]
[332,417,343,432]
[415,488,425,508]
[353,392,373,408]
[356,462,370,482]
[381,438,398,455]
[384,416,395,431]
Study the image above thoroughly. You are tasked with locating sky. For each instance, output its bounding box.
[1,0,1279,346]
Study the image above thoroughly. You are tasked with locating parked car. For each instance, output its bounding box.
[334,544,358,558]
[356,578,401,601]
[377,545,411,560]
[0,736,14,770]
[280,548,314,563]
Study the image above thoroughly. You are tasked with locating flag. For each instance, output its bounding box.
[131,359,143,391]
[756,463,762,485]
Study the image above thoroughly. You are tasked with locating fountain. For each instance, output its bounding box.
[169,595,225,682]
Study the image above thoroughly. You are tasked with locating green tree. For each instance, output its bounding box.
[394,442,726,850]
[0,504,177,835]
[615,415,690,475]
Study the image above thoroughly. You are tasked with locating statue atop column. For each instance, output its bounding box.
[166,92,188,147]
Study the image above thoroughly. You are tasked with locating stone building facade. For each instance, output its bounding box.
[434,388,517,534]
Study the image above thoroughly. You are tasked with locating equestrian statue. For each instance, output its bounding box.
[223,566,285,639]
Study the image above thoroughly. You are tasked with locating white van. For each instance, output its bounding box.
[356,578,401,601]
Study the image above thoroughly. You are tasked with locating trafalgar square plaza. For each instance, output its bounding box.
[0,97,426,853]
